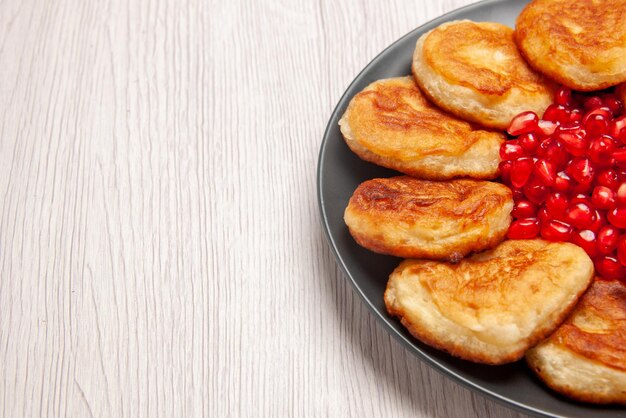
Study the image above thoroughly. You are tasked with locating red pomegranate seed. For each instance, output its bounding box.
[591,186,616,209]
[595,256,624,279]
[608,207,626,228]
[589,135,616,165]
[500,141,525,160]
[618,236,626,266]
[557,131,588,156]
[583,109,611,136]
[555,87,572,106]
[537,120,558,137]
[617,183,626,205]
[499,161,512,185]
[588,209,606,233]
[597,169,620,189]
[571,229,598,258]
[510,158,534,188]
[508,111,539,136]
[602,95,623,115]
[597,225,620,254]
[542,140,568,169]
[524,179,550,204]
[565,202,596,229]
[566,157,594,184]
[612,149,626,166]
[584,96,604,110]
[568,109,582,124]
[534,159,556,186]
[512,200,537,218]
[508,218,540,239]
[541,219,573,241]
[543,104,569,124]
[519,133,539,152]
[610,116,626,143]
[553,171,572,192]
[545,192,568,218]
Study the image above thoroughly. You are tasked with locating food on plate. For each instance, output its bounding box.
[411,20,555,130]
[515,0,626,91]
[500,86,626,279]
[527,278,626,405]
[385,240,594,364]
[338,77,504,180]
[344,176,512,261]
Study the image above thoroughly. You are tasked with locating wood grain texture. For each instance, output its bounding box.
[0,0,529,416]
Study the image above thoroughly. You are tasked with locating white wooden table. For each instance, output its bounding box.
[0,0,529,416]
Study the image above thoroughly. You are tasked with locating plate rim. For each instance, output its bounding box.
[317,1,564,416]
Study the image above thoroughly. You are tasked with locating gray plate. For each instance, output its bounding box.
[317,0,626,416]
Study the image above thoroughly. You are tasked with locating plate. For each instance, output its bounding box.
[317,0,625,416]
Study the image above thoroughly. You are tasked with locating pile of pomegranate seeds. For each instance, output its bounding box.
[500,87,626,279]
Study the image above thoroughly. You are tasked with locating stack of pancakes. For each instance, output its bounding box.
[340,0,626,405]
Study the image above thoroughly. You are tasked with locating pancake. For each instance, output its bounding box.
[344,176,512,261]
[385,240,594,365]
[412,20,555,130]
[516,0,626,91]
[527,278,626,405]
[338,77,504,180]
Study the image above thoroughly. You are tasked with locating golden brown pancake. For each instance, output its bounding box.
[385,240,594,365]
[527,278,626,405]
[516,0,626,91]
[344,176,512,261]
[412,20,555,130]
[339,77,504,180]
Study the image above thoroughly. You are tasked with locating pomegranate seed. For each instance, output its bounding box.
[519,133,539,152]
[597,225,620,254]
[537,120,558,137]
[555,87,572,106]
[500,141,525,160]
[541,219,573,241]
[608,207,626,228]
[534,159,556,186]
[566,157,594,184]
[512,200,537,218]
[545,192,568,219]
[510,158,534,188]
[588,209,606,233]
[589,135,616,165]
[508,218,540,239]
[557,131,588,156]
[595,255,624,279]
[565,202,596,229]
[591,186,616,209]
[597,169,620,189]
[553,171,572,192]
[568,109,582,124]
[617,183,626,205]
[618,236,626,266]
[583,96,604,110]
[543,104,569,124]
[609,116,626,143]
[499,161,513,185]
[542,140,568,169]
[612,149,626,166]
[571,229,598,258]
[583,109,611,136]
[602,95,623,115]
[508,111,539,136]
[524,180,550,204]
